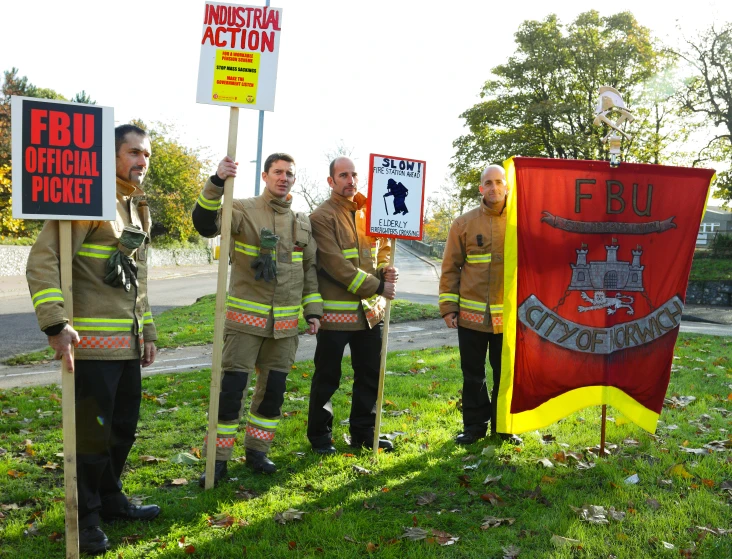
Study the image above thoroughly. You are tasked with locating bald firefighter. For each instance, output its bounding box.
[306,156,398,454]
[193,153,323,486]
[439,164,508,444]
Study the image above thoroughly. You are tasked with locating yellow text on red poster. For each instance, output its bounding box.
[211,50,260,104]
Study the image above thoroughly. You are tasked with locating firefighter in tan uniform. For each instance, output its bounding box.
[26,125,161,555]
[193,153,323,486]
[306,156,398,454]
[439,164,508,444]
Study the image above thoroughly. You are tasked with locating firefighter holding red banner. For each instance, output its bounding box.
[439,164,508,444]
[26,124,160,555]
[193,153,323,486]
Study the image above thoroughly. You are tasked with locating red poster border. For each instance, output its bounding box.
[365,153,426,240]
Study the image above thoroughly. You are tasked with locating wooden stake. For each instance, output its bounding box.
[59,220,79,559]
[204,107,239,489]
[372,238,397,458]
[600,404,607,457]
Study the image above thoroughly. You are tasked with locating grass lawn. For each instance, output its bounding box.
[4,298,442,366]
[1,334,731,558]
[689,256,732,282]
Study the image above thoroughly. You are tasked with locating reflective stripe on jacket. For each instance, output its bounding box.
[310,192,390,331]
[26,179,157,360]
[439,197,506,333]
[192,178,323,338]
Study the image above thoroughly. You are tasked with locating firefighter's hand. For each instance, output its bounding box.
[141,341,157,367]
[443,312,458,329]
[382,281,396,300]
[306,318,320,335]
[217,156,238,181]
[48,324,80,373]
[383,266,399,283]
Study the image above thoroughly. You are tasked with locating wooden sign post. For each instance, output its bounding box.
[11,96,116,558]
[365,154,427,458]
[196,2,284,487]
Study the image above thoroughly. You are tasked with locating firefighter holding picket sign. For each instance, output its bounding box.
[306,156,398,454]
[439,164,509,444]
[26,124,161,555]
[193,153,323,486]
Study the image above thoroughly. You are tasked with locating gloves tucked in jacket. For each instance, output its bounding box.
[251,227,278,282]
[104,225,147,292]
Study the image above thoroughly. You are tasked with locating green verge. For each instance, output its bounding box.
[0,334,730,558]
[4,298,441,366]
[689,257,732,282]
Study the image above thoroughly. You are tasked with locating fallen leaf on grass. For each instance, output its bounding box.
[416,492,437,506]
[288,541,297,550]
[646,498,661,510]
[483,474,502,485]
[400,527,429,541]
[502,544,521,558]
[42,462,60,470]
[463,460,481,470]
[480,492,505,506]
[695,525,731,536]
[121,534,144,544]
[537,458,554,468]
[664,396,696,408]
[274,509,306,524]
[667,463,694,479]
[139,455,167,464]
[48,531,63,543]
[430,529,459,546]
[7,470,26,478]
[170,452,199,464]
[704,439,732,451]
[235,487,259,500]
[366,542,379,552]
[480,516,515,529]
[169,478,188,486]
[344,535,358,543]
[575,461,596,470]
[24,521,39,537]
[481,446,496,457]
[457,474,471,487]
[541,475,557,484]
[624,474,639,484]
[541,434,556,444]
[178,536,195,554]
[550,535,582,547]
[0,448,6,457]
[353,465,371,475]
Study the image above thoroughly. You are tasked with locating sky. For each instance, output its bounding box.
[2,0,731,210]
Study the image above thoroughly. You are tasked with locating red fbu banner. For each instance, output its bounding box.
[497,157,715,434]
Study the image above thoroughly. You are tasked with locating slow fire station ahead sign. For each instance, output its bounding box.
[11,96,116,221]
[196,2,283,111]
[366,154,427,240]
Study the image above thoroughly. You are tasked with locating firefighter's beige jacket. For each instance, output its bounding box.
[310,192,390,331]
[439,197,506,333]
[196,179,323,337]
[26,179,157,360]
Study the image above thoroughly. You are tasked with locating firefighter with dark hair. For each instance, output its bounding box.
[193,153,323,486]
[27,124,160,555]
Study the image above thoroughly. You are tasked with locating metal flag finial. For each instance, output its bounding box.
[593,86,634,167]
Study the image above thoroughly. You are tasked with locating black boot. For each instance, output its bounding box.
[350,435,394,452]
[198,460,228,487]
[455,429,487,445]
[79,526,110,556]
[245,448,277,474]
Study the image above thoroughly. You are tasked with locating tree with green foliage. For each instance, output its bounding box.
[132,120,212,243]
[452,11,664,203]
[674,23,732,203]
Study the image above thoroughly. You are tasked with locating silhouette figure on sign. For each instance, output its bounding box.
[384,178,409,215]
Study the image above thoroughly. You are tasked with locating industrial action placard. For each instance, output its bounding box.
[366,153,426,240]
[11,96,115,221]
[196,2,283,110]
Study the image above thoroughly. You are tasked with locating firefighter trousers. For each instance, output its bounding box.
[457,326,503,435]
[307,325,382,447]
[74,359,142,528]
[203,331,297,460]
